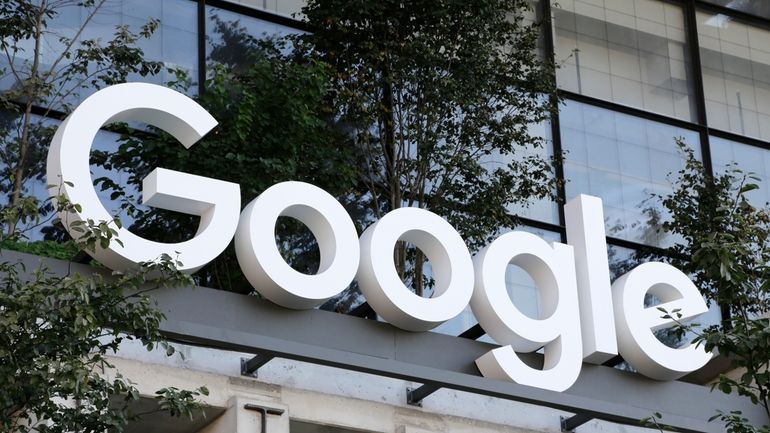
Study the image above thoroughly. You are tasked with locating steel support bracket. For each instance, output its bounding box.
[241,354,275,377]
[406,384,441,406]
[561,413,593,432]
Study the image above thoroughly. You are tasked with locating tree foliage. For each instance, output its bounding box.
[90,1,559,309]
[0,1,209,431]
[92,17,357,293]
[656,141,770,431]
[1,191,208,433]
[298,0,559,294]
[0,0,162,236]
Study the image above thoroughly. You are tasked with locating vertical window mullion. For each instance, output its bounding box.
[541,0,569,242]
[198,0,206,95]
[685,0,715,176]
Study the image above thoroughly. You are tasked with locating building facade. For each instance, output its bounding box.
[6,0,770,432]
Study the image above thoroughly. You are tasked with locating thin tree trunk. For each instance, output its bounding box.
[381,63,407,281]
[414,250,425,297]
[8,1,46,236]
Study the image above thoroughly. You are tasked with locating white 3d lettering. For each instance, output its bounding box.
[47,83,713,392]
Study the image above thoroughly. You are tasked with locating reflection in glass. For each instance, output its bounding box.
[710,136,770,206]
[552,0,697,121]
[481,121,559,224]
[206,6,301,70]
[0,114,139,242]
[218,0,306,19]
[561,100,700,248]
[697,10,770,141]
[700,0,770,20]
[0,0,199,103]
[607,244,641,282]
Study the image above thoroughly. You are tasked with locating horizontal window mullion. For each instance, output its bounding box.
[204,0,308,31]
[559,90,705,133]
[694,0,770,30]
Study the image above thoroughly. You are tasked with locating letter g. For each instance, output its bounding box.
[47,83,240,272]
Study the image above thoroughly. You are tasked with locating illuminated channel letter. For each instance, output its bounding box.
[565,195,618,364]
[612,262,713,380]
[47,83,240,272]
[357,208,474,332]
[471,231,582,392]
[235,181,360,309]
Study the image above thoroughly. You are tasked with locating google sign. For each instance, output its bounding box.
[47,83,712,393]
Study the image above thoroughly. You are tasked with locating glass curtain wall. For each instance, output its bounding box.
[700,0,770,20]
[14,0,770,340]
[552,0,697,121]
[710,135,770,206]
[0,0,199,103]
[697,9,770,141]
[218,0,305,18]
[560,100,700,248]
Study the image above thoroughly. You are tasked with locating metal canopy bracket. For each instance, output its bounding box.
[241,354,275,377]
[561,413,594,432]
[406,384,442,406]
[406,324,486,405]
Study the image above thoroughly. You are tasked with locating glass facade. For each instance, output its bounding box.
[701,0,770,20]
[697,10,770,141]
[561,100,700,247]
[710,135,770,206]
[552,0,697,121]
[206,4,301,69]
[114,0,199,87]
[0,0,199,103]
[221,0,305,18]
[7,0,770,342]
[482,121,560,224]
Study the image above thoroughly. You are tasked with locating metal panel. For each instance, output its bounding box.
[3,250,767,432]
[148,284,767,432]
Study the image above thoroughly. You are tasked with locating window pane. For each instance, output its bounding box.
[561,100,701,247]
[219,0,306,19]
[0,0,199,105]
[552,0,697,121]
[206,6,302,69]
[608,244,642,281]
[710,136,770,206]
[700,0,770,20]
[481,122,560,224]
[0,115,135,241]
[697,10,770,141]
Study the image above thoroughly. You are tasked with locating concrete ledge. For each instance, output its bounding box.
[3,249,767,433]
